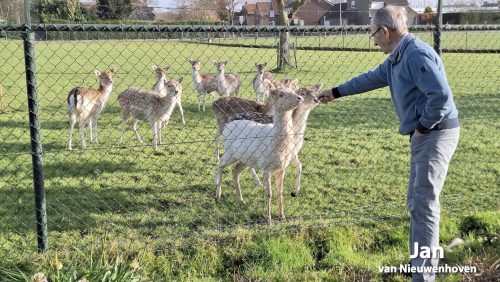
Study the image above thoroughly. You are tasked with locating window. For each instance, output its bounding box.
[351,0,356,9]
[270,10,274,17]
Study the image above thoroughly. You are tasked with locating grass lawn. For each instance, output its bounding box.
[0,32,498,281]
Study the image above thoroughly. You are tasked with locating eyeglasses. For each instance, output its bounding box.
[370,27,382,38]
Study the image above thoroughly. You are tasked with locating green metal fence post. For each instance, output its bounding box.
[23,0,48,253]
[433,0,443,55]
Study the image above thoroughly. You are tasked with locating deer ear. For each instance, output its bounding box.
[178,77,184,83]
[110,68,115,74]
[264,62,267,66]
[153,65,158,70]
[94,70,101,77]
[255,63,259,68]
[212,60,217,65]
[312,82,323,92]
[224,61,228,65]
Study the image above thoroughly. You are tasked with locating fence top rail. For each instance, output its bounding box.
[1,24,500,33]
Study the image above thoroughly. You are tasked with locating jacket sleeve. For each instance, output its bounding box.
[408,50,453,132]
[337,59,389,96]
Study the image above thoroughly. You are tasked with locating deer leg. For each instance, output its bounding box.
[250,168,263,187]
[291,156,302,197]
[92,116,98,144]
[232,162,248,204]
[88,118,93,144]
[202,92,207,112]
[214,130,221,161]
[158,121,162,145]
[275,169,286,221]
[132,119,142,143]
[68,113,77,150]
[197,91,202,112]
[79,117,89,150]
[214,154,236,203]
[263,171,273,226]
[151,121,158,150]
[177,98,185,125]
[119,116,128,144]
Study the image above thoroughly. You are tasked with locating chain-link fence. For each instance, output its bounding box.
[0,23,499,274]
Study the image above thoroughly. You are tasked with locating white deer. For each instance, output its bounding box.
[188,59,219,112]
[118,77,184,149]
[230,83,323,198]
[214,88,303,225]
[212,78,300,162]
[67,68,115,150]
[213,60,241,97]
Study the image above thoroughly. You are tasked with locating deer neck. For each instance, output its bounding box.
[98,84,113,104]
[152,77,166,93]
[263,98,275,115]
[157,93,176,112]
[216,70,226,85]
[254,72,264,85]
[192,69,203,85]
[273,110,294,161]
[292,106,312,136]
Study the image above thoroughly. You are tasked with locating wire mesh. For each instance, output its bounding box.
[0,24,498,270]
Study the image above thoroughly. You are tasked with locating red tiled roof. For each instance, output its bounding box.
[244,3,257,14]
[256,2,271,12]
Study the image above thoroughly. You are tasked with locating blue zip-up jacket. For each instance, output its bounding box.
[334,34,459,135]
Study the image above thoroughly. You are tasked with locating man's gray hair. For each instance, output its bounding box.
[372,6,408,34]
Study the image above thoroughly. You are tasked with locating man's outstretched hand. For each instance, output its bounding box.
[317,89,335,104]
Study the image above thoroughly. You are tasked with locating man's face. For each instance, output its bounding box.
[371,23,392,54]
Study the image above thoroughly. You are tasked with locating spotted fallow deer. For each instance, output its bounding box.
[67,68,115,150]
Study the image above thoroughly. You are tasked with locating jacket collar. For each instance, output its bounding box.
[389,33,414,65]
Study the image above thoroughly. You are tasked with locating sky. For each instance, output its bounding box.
[80,0,488,12]
[152,0,487,11]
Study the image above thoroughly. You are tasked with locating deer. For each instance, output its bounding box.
[214,88,303,225]
[188,59,220,112]
[67,68,115,150]
[253,62,276,101]
[151,65,168,93]
[230,83,323,199]
[212,78,300,162]
[152,65,185,126]
[213,61,241,97]
[118,77,183,150]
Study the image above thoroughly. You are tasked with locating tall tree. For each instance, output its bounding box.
[276,0,306,71]
[96,0,134,20]
[0,0,23,23]
[216,0,241,24]
[33,0,90,22]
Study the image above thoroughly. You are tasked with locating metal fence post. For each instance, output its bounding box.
[24,0,48,253]
[433,0,443,55]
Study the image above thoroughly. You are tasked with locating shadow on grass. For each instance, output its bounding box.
[0,119,29,129]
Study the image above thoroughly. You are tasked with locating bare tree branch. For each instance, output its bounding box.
[288,0,306,20]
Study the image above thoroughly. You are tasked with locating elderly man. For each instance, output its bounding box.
[318,6,460,282]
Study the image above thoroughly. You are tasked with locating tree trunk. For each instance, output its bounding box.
[278,31,293,71]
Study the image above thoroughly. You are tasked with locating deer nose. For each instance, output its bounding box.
[313,97,320,103]
[298,96,304,102]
